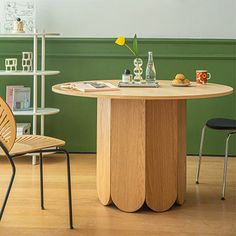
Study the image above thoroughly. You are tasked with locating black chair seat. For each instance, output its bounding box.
[206,118,236,130]
[197,117,236,200]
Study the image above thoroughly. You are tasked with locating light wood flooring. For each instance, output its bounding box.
[0,154,235,236]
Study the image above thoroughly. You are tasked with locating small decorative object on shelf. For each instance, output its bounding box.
[12,87,31,111]
[5,58,17,72]
[22,52,33,71]
[16,123,31,136]
[145,51,156,84]
[122,69,132,83]
[115,34,143,82]
[13,18,25,33]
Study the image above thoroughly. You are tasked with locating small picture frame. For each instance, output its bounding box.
[12,87,31,111]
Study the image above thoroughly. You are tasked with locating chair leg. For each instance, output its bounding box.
[0,154,16,221]
[221,133,231,200]
[196,125,206,184]
[39,152,45,210]
[58,148,73,229]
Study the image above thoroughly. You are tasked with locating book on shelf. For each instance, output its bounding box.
[6,85,24,109]
[61,81,119,92]
[12,87,31,111]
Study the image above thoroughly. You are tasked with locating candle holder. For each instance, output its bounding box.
[133,58,143,82]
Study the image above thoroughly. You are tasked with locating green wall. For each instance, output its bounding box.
[0,38,235,155]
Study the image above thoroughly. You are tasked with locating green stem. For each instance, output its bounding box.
[125,44,136,56]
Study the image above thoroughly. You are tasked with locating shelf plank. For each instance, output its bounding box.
[0,33,60,37]
[13,108,60,116]
[0,70,60,76]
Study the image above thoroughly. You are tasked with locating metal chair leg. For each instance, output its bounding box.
[196,125,206,184]
[221,133,231,200]
[39,152,45,210]
[0,154,16,221]
[58,148,73,229]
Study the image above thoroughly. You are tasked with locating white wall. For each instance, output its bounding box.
[36,0,236,38]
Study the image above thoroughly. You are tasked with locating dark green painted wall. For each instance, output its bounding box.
[0,38,235,155]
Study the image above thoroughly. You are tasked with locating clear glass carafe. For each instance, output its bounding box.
[145,52,156,83]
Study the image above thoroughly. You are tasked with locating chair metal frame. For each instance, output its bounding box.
[196,125,236,200]
[0,144,73,229]
[0,96,73,229]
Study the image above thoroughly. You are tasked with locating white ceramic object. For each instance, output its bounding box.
[22,52,33,71]
[5,58,17,72]
[13,19,25,33]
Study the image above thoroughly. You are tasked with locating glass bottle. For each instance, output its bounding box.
[145,52,156,83]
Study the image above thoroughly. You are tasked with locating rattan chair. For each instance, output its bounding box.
[0,96,73,229]
[196,118,236,200]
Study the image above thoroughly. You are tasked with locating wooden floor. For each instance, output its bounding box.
[0,154,235,236]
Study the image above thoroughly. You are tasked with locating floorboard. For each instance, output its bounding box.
[0,154,235,236]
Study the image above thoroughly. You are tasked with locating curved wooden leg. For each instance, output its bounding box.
[110,99,145,212]
[97,98,112,206]
[145,100,186,211]
[176,101,186,205]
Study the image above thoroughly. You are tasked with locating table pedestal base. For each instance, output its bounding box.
[97,98,186,212]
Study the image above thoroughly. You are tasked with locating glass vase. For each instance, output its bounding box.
[133,58,143,82]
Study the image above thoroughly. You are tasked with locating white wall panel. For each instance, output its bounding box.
[35,0,235,38]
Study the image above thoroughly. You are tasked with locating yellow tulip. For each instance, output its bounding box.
[115,34,138,56]
[115,36,125,46]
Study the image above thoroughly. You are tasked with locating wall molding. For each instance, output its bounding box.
[0,38,235,60]
[0,53,235,60]
[0,37,236,44]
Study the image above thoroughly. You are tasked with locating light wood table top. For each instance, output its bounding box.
[52,80,233,100]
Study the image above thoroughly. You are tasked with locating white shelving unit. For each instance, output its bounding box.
[13,108,60,116]
[0,70,60,76]
[0,30,60,165]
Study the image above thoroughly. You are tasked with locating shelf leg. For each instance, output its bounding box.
[32,29,38,165]
[41,30,46,136]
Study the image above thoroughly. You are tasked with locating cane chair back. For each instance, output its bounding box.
[0,96,16,152]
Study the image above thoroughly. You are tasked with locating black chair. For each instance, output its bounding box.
[196,118,236,200]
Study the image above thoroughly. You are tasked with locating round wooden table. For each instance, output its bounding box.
[52,80,233,212]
